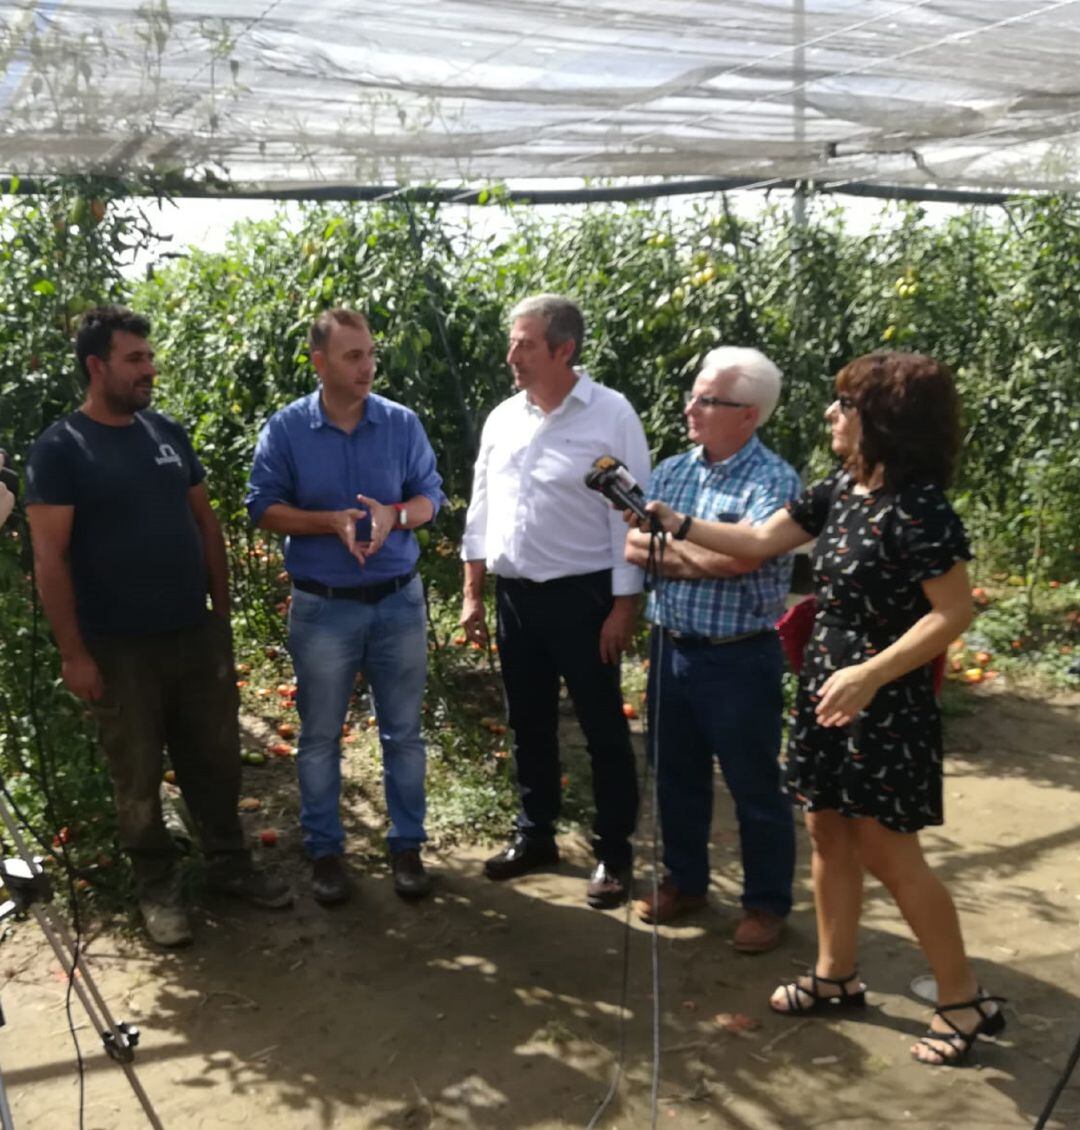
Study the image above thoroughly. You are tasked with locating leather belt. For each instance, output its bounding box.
[293,568,417,604]
[664,627,773,649]
[498,569,610,589]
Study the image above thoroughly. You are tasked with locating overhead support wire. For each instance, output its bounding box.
[0,175,1020,207]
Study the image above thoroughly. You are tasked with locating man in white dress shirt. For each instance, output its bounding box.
[460,294,651,909]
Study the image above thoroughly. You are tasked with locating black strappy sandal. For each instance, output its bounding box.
[913,990,1006,1066]
[769,969,867,1016]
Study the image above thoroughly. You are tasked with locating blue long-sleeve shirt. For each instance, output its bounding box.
[246,391,444,587]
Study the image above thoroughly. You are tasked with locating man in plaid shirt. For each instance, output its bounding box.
[625,347,801,953]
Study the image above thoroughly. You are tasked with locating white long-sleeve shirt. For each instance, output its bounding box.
[461,372,651,596]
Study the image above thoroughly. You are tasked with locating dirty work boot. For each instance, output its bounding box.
[140,900,193,947]
[139,871,192,947]
[206,859,294,909]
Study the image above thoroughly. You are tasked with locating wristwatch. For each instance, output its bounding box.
[392,503,408,528]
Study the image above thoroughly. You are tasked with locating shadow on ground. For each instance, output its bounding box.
[1,684,1077,1129]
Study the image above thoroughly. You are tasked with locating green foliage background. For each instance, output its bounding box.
[134,193,1080,585]
[1,179,1078,881]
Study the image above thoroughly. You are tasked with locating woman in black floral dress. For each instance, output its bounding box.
[635,352,1005,1066]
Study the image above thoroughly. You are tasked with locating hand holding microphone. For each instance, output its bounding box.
[584,455,660,530]
[583,455,691,537]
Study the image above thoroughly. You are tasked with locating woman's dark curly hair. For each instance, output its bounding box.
[836,352,961,491]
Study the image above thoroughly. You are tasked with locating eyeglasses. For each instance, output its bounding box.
[683,391,749,410]
[834,394,857,413]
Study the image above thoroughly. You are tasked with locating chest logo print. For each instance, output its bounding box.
[154,443,182,468]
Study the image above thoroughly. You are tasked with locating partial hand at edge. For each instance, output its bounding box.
[62,651,105,702]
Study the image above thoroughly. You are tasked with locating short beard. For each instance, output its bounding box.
[103,384,152,416]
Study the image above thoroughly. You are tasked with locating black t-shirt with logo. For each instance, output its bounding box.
[27,410,208,638]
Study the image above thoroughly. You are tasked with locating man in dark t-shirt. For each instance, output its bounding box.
[26,306,292,946]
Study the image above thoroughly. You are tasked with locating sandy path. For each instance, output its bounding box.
[0,684,1077,1129]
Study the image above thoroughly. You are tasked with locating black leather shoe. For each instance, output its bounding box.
[311,855,350,905]
[391,849,432,900]
[586,861,632,909]
[483,834,559,881]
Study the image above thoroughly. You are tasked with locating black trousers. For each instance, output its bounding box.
[495,571,638,867]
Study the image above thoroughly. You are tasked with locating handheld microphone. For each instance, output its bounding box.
[584,454,654,524]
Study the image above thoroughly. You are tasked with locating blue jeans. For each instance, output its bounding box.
[648,629,794,916]
[287,575,428,858]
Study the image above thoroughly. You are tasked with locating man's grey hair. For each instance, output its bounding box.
[509,294,585,365]
[700,346,783,427]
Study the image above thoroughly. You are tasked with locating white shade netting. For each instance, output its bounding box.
[3,0,1080,195]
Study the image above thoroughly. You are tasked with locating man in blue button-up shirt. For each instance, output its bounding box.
[625,346,800,953]
[246,308,443,905]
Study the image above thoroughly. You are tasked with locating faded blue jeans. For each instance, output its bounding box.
[287,575,429,858]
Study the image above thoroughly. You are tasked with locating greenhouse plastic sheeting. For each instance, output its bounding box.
[3,0,1080,195]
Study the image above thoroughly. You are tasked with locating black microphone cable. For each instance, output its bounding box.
[27,567,90,1130]
[368,236,671,1124]
[585,514,669,1130]
[1033,1024,1080,1129]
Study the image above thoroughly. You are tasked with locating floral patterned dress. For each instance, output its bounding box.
[785,471,971,832]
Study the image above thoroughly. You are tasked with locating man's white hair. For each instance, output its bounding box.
[700,346,783,427]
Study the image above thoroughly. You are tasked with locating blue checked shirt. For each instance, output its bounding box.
[646,435,801,636]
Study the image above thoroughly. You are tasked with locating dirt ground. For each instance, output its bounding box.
[0,680,1078,1130]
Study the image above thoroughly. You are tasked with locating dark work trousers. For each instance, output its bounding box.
[87,614,248,898]
[495,571,638,868]
[647,628,794,916]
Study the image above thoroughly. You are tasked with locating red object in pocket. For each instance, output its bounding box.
[776,596,946,697]
[930,652,945,697]
[776,595,816,673]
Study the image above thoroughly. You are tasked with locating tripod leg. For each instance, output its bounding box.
[0,1062,16,1130]
[0,787,167,1130]
[29,906,166,1129]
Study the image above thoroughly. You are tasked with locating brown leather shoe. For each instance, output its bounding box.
[733,908,785,954]
[633,876,707,924]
